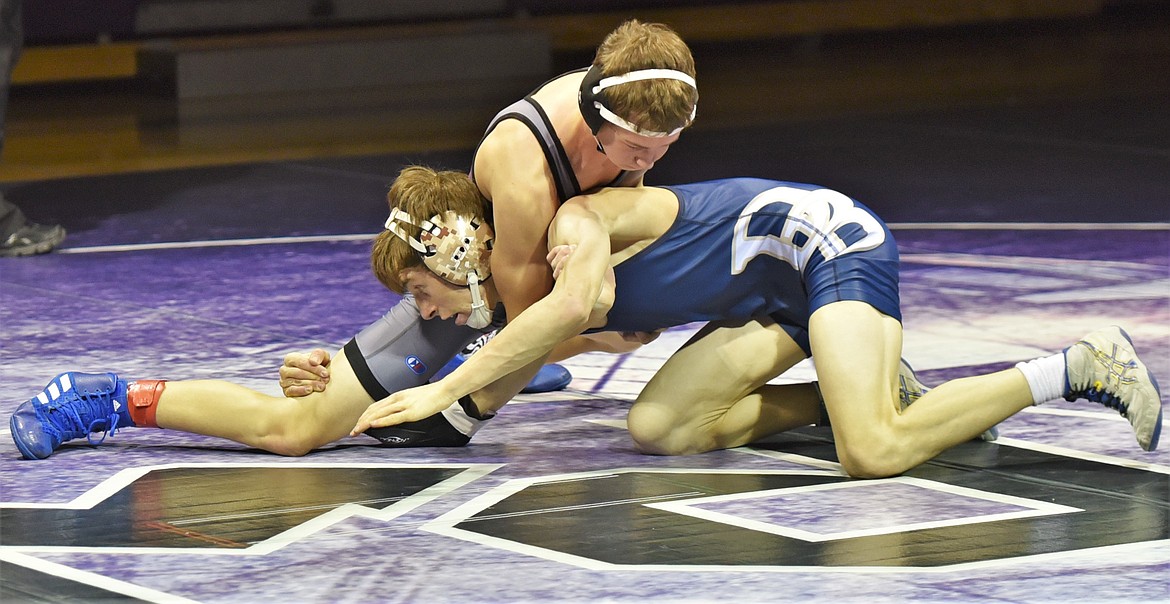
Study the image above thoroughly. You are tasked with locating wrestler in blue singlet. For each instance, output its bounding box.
[600,178,902,354]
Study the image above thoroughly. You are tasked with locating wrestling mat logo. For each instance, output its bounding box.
[422,442,1169,570]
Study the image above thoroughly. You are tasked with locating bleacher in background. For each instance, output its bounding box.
[13,0,1127,96]
[4,0,1167,183]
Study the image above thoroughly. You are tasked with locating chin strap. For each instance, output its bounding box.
[466,272,493,329]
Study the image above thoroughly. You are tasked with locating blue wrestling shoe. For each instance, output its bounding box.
[1063,326,1162,451]
[10,372,131,460]
[899,359,999,442]
[521,363,573,393]
[433,354,572,393]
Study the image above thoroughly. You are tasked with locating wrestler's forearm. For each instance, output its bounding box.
[440,295,588,399]
[469,356,549,414]
[447,204,610,402]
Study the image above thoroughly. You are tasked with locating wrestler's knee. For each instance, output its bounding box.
[626,403,670,453]
[262,431,323,457]
[254,398,336,456]
[834,425,904,479]
[627,402,709,456]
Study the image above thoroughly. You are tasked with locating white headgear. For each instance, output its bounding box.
[384,208,495,329]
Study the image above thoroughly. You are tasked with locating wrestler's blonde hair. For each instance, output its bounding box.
[593,20,698,134]
[371,166,489,294]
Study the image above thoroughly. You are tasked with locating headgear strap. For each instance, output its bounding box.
[578,64,697,137]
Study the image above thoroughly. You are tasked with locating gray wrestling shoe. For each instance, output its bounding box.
[0,222,66,257]
[899,358,999,442]
[1063,326,1162,451]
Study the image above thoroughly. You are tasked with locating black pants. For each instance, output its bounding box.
[0,196,25,239]
[1,0,24,239]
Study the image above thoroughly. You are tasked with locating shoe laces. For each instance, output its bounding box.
[1065,338,1136,417]
[36,389,123,446]
[899,380,925,410]
[1067,380,1128,417]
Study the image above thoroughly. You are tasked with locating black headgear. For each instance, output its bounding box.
[578,64,609,135]
[577,64,697,137]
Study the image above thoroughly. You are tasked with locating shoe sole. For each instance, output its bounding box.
[1116,327,1162,451]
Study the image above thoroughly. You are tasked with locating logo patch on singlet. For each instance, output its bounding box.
[405,355,427,375]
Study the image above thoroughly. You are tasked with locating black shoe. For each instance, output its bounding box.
[0,223,66,257]
[365,396,492,448]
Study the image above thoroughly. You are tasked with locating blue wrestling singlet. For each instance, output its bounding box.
[601,178,902,352]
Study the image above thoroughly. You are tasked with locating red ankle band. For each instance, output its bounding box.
[127,380,166,428]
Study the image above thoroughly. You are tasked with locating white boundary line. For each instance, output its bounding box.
[992,437,1170,474]
[645,476,1081,543]
[888,222,1169,231]
[1020,406,1130,422]
[45,222,1170,255]
[0,550,204,604]
[56,233,376,254]
[422,447,1170,573]
[0,462,501,556]
[423,468,1170,575]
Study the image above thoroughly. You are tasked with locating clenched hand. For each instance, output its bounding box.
[280,349,331,397]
